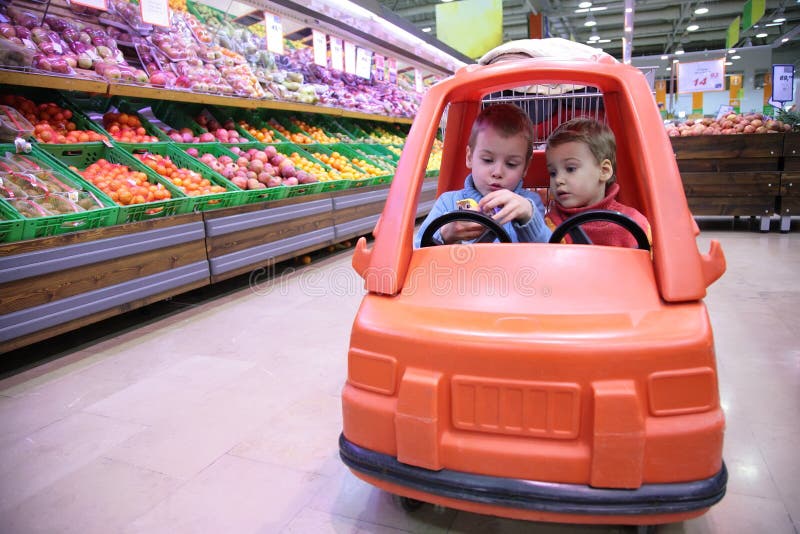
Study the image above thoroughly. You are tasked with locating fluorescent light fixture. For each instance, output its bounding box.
[756,32,768,38]
[575,8,589,13]
[675,46,685,55]
[673,58,679,63]
[584,16,597,27]
[625,7,632,13]
[661,54,669,60]
[666,67,672,71]
[578,1,592,7]
[766,22,783,26]
[728,49,736,53]
[782,37,789,42]
[732,55,741,59]
[725,61,733,65]
[774,17,786,23]
[441,0,454,2]
[598,39,611,43]
[589,6,607,11]
[695,7,709,14]
[687,24,699,31]
[422,27,431,32]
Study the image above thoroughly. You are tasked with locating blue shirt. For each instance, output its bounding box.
[414,175,552,247]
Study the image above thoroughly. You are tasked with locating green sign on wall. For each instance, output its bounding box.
[742,0,765,30]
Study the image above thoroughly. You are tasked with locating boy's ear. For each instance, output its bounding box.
[465,145,473,169]
[599,158,613,183]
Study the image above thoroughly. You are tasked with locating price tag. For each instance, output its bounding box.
[312,30,327,67]
[373,54,384,82]
[344,41,356,75]
[329,37,343,71]
[72,0,108,9]
[68,191,79,202]
[415,68,423,93]
[677,58,725,93]
[140,0,170,28]
[356,47,372,79]
[772,64,794,102]
[387,58,397,84]
[264,12,284,55]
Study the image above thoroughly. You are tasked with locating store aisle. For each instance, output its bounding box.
[0,228,798,534]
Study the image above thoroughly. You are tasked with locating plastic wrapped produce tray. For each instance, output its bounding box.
[35,142,189,224]
[117,142,245,211]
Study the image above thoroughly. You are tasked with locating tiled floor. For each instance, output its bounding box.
[1,223,798,533]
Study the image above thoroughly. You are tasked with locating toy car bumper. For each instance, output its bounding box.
[339,433,727,516]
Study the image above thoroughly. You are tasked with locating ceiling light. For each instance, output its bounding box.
[695,7,709,15]
[773,17,786,23]
[660,54,669,60]
[687,24,699,31]
[584,14,597,27]
[725,61,733,66]
[422,27,431,32]
[441,0,454,2]
[588,28,600,42]
[766,22,783,26]
[756,32,768,38]
[578,1,592,8]
[589,6,607,11]
[666,67,671,71]
[782,37,789,43]
[675,45,685,55]
[598,39,611,43]
[728,49,736,53]
[731,55,741,59]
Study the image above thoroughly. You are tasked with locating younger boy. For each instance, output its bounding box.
[545,117,650,248]
[414,104,551,247]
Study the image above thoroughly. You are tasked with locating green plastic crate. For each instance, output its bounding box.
[177,143,289,203]
[353,143,399,168]
[314,116,359,144]
[149,101,208,139]
[333,118,372,143]
[35,142,189,224]
[187,0,233,25]
[117,143,245,212]
[0,197,25,242]
[10,192,118,240]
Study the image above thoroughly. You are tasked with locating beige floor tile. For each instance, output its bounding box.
[123,454,326,534]
[1,457,180,534]
[0,412,144,513]
[307,466,456,533]
[83,356,255,425]
[231,393,343,477]
[448,512,627,533]
[279,508,410,534]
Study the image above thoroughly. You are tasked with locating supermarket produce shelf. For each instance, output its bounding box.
[0,71,413,125]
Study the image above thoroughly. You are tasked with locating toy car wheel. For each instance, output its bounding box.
[419,210,512,247]
[398,496,425,512]
[549,209,650,251]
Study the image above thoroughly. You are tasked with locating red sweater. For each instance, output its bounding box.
[545,183,651,248]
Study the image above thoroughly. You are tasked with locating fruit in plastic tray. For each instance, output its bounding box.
[238,120,280,143]
[290,118,337,143]
[35,193,88,215]
[0,104,34,141]
[0,175,29,199]
[267,118,312,144]
[9,198,53,218]
[134,152,227,197]
[75,159,172,205]
[186,145,317,190]
[2,171,52,196]
[194,112,245,143]
[665,112,792,136]
[310,151,368,181]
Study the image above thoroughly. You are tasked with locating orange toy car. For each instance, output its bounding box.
[339,54,727,530]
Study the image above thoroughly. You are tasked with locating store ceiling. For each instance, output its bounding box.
[373,0,800,61]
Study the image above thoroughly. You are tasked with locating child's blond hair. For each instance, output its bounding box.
[547,118,616,184]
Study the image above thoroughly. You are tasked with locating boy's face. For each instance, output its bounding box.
[465,125,529,197]
[546,141,612,209]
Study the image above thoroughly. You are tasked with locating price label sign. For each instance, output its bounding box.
[312,30,327,67]
[373,54,384,81]
[264,12,284,55]
[355,47,372,79]
[387,57,397,84]
[344,41,356,75]
[329,36,343,71]
[677,58,725,93]
[72,0,108,10]
[772,64,795,102]
[140,0,170,28]
[415,68,423,93]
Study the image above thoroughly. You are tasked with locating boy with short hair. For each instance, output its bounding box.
[545,117,650,248]
[414,103,551,247]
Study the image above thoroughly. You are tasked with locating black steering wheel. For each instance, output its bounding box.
[548,209,650,251]
[420,210,512,247]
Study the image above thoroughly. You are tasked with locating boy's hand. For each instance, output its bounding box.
[479,190,533,226]
[440,220,486,243]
